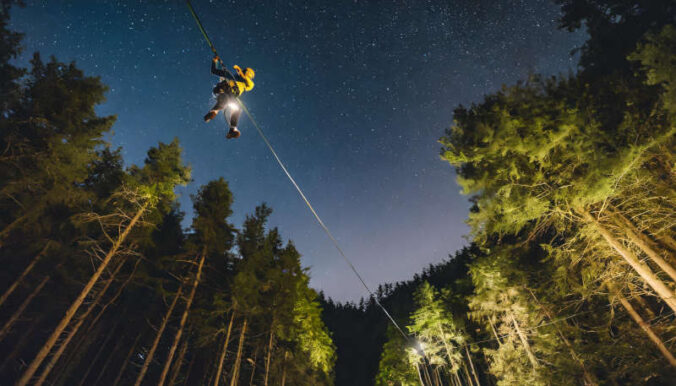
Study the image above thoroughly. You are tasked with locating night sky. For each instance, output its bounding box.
[10,0,585,302]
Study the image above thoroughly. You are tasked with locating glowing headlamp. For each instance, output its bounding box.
[227,101,240,112]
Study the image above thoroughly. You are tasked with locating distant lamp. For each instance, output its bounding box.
[415,340,426,356]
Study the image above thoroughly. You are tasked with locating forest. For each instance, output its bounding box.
[0,0,675,385]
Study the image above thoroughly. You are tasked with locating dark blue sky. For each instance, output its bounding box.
[11,0,585,301]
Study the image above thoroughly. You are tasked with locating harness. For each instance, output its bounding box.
[213,78,241,97]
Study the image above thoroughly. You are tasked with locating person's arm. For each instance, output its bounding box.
[242,77,254,91]
[233,66,254,90]
[210,57,232,78]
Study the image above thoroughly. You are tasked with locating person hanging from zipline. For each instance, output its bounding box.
[204,55,255,139]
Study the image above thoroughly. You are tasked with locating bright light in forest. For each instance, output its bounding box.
[417,341,425,353]
[8,0,676,385]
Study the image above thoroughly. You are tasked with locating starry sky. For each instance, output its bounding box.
[10,0,586,302]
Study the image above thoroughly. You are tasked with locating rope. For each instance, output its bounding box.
[184,0,411,341]
[238,101,410,340]
[185,0,218,56]
[185,3,676,368]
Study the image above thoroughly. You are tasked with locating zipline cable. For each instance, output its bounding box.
[238,101,409,340]
[185,3,676,369]
[185,0,218,56]
[184,0,410,341]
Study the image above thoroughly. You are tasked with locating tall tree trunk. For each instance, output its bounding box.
[207,366,216,386]
[526,288,596,385]
[0,274,49,342]
[415,363,425,386]
[580,210,676,313]
[214,310,236,386]
[112,333,141,386]
[656,234,676,253]
[17,201,148,386]
[0,315,42,372]
[609,205,676,255]
[509,313,538,370]
[34,257,128,386]
[83,258,140,337]
[76,322,118,386]
[280,351,288,386]
[437,324,457,375]
[168,333,190,386]
[609,209,676,280]
[92,334,123,386]
[229,317,248,386]
[465,345,481,386]
[488,318,502,345]
[0,241,51,308]
[202,359,212,386]
[449,371,458,386]
[0,211,31,243]
[264,321,275,386]
[462,360,474,386]
[158,251,206,386]
[134,283,185,386]
[182,351,196,386]
[248,348,258,386]
[51,322,105,386]
[434,367,443,386]
[46,257,129,386]
[452,370,461,386]
[421,359,433,386]
[613,288,676,367]
[633,294,656,319]
[51,321,97,386]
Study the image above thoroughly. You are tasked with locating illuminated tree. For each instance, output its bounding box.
[375,326,419,386]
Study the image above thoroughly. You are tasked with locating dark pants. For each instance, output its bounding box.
[210,93,241,129]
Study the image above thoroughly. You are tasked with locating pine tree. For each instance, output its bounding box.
[0,0,24,114]
[408,281,468,383]
[375,325,420,386]
[440,67,676,312]
[287,274,336,384]
[17,139,190,386]
[154,178,236,385]
[0,53,116,246]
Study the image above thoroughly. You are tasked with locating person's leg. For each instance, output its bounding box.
[204,94,227,122]
[229,108,241,129]
[225,96,241,138]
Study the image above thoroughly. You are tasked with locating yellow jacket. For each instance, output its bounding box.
[211,62,254,96]
[233,65,254,93]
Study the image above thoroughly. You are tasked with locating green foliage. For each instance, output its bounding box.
[556,0,676,77]
[468,246,554,385]
[189,177,235,255]
[84,146,126,201]
[292,278,336,379]
[441,74,673,240]
[408,282,466,372]
[0,53,116,244]
[436,5,676,382]
[127,138,191,207]
[2,1,675,385]
[629,24,676,115]
[375,326,419,386]
[0,0,25,113]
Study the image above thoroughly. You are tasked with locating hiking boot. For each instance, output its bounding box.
[226,127,241,139]
[204,111,218,122]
